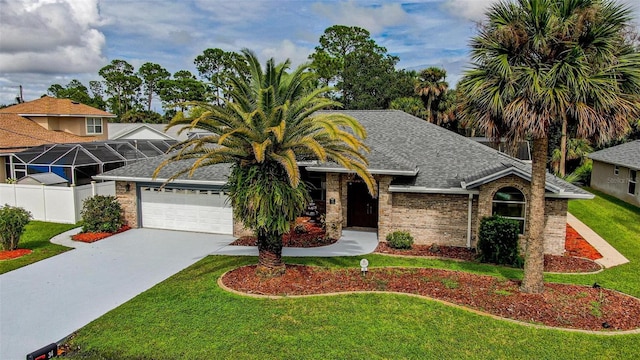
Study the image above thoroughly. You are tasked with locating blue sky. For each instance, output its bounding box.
[1,0,638,108]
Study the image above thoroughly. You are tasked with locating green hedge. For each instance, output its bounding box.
[81,195,124,233]
[0,205,32,251]
[477,216,523,267]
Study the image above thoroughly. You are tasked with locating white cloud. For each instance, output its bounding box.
[260,40,313,68]
[311,1,408,34]
[0,0,107,73]
[442,0,500,22]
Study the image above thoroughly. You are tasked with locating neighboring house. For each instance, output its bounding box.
[95,110,592,254]
[108,123,211,141]
[0,96,115,182]
[16,172,68,186]
[588,140,640,207]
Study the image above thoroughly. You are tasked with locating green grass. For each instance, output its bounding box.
[65,191,640,359]
[0,221,77,274]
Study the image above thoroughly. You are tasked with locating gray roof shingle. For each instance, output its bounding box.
[588,140,640,170]
[96,110,590,198]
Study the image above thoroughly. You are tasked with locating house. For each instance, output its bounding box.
[94,110,592,254]
[108,122,211,141]
[588,140,639,207]
[0,96,116,182]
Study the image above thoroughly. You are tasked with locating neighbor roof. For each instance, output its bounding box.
[0,96,115,117]
[0,113,96,153]
[96,110,591,199]
[588,140,640,170]
[17,172,68,185]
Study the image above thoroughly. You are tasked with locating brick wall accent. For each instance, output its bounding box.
[115,181,138,227]
[325,173,343,239]
[377,175,393,237]
[384,193,476,247]
[543,199,567,255]
[476,175,566,255]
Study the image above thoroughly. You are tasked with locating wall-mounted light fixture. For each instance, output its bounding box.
[329,198,336,204]
[125,183,131,192]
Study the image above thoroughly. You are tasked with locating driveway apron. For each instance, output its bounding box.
[0,229,235,360]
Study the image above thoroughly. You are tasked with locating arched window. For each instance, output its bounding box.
[492,187,526,233]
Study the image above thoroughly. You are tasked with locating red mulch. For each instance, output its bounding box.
[565,224,603,260]
[230,220,336,248]
[222,265,640,331]
[0,248,33,260]
[72,225,131,243]
[374,243,602,273]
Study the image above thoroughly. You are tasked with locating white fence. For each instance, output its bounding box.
[0,181,116,224]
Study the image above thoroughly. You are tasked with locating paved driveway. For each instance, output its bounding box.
[0,228,378,360]
[0,229,235,360]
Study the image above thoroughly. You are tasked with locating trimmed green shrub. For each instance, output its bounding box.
[0,205,32,251]
[477,215,523,267]
[386,231,414,249]
[81,195,124,233]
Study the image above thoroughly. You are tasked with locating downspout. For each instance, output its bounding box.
[466,193,473,248]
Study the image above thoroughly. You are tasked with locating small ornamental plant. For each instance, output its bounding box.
[386,231,414,250]
[80,195,124,233]
[0,205,32,251]
[477,215,523,267]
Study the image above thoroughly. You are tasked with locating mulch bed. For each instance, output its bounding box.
[72,225,131,243]
[374,243,602,273]
[0,248,33,260]
[222,265,640,332]
[566,224,603,260]
[230,220,336,248]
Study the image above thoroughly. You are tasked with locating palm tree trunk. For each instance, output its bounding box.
[521,136,547,294]
[256,229,286,277]
[559,116,567,177]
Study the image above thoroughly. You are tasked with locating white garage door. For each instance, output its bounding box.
[140,187,233,234]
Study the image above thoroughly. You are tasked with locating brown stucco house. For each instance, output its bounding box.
[0,96,116,182]
[94,110,592,254]
[588,140,639,207]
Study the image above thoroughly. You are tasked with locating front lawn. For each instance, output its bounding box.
[65,191,640,358]
[0,221,77,274]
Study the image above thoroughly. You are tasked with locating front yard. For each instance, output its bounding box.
[64,190,640,358]
[0,221,76,274]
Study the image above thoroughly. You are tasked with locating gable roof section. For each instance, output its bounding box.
[588,140,640,170]
[0,113,96,153]
[108,123,176,140]
[461,163,562,193]
[0,96,115,117]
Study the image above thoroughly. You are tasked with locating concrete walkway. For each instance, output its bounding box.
[0,228,376,360]
[567,212,629,268]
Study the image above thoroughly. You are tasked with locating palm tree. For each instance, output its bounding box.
[551,138,593,175]
[459,0,640,293]
[154,49,375,277]
[415,67,448,123]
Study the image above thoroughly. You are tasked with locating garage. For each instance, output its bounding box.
[139,186,233,234]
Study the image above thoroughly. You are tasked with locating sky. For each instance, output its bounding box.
[1,0,638,108]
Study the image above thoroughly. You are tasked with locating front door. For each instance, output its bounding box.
[347,181,378,228]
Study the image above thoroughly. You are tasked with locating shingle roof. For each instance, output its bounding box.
[0,96,115,117]
[588,140,640,170]
[0,113,96,153]
[95,155,230,184]
[17,172,68,185]
[96,110,590,198]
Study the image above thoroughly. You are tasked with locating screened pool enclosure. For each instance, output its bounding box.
[9,140,176,185]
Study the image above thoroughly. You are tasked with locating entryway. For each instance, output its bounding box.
[347,181,378,228]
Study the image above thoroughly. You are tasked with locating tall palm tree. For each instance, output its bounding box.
[459,0,640,293]
[415,67,448,123]
[155,49,375,277]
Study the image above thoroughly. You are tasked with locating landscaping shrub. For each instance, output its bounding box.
[81,195,124,233]
[0,205,32,251]
[387,231,414,249]
[477,216,523,267]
